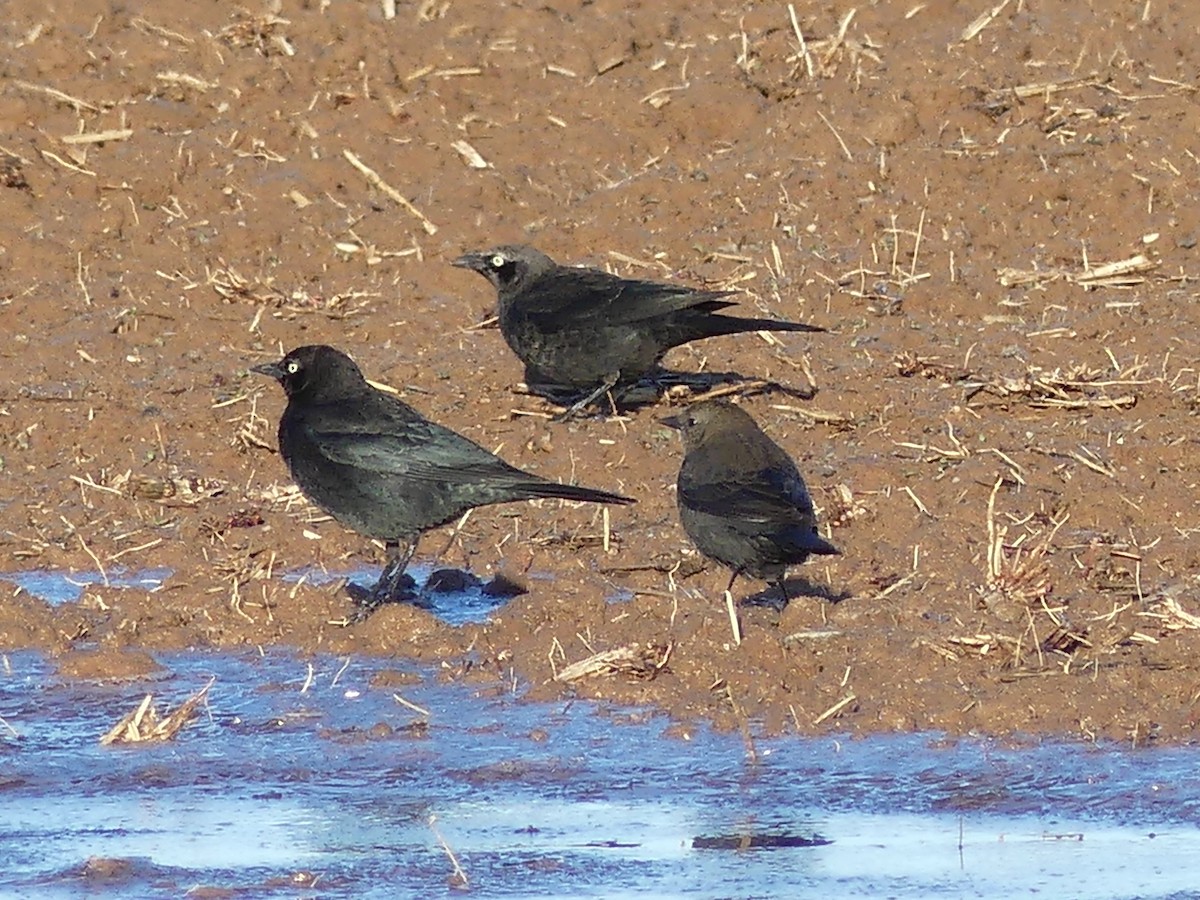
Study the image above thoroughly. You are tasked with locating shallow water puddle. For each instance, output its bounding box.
[1,651,1197,897]
[2,564,514,624]
[0,567,173,605]
[282,564,515,625]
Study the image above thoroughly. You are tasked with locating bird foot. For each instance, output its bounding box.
[550,397,606,423]
[740,585,791,612]
[549,373,622,422]
[344,572,418,623]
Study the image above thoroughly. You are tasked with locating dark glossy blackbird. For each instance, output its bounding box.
[663,400,838,602]
[452,245,825,414]
[253,345,634,616]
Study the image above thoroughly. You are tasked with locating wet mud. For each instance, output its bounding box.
[3,1,1200,743]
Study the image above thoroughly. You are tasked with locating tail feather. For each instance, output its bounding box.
[781,525,839,559]
[522,481,635,506]
[705,314,826,336]
[806,533,840,556]
[671,313,825,347]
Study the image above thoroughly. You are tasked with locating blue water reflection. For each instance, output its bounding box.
[0,650,1197,897]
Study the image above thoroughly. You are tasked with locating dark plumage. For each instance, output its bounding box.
[452,245,825,414]
[253,345,634,616]
[663,400,838,601]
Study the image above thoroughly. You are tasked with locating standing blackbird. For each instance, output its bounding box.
[452,245,825,415]
[253,345,634,616]
[663,400,838,602]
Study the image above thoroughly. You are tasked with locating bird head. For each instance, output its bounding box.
[252,345,366,401]
[452,245,554,297]
[661,400,753,450]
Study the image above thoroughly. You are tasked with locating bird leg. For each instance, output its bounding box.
[724,569,740,598]
[377,539,417,598]
[351,539,417,622]
[553,372,621,421]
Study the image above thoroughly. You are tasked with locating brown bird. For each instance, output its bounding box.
[663,399,838,603]
[253,345,634,617]
[453,244,825,415]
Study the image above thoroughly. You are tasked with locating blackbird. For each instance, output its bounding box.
[253,345,634,616]
[663,399,838,602]
[452,245,824,415]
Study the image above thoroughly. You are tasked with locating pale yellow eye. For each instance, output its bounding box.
[491,254,506,268]
[286,360,300,374]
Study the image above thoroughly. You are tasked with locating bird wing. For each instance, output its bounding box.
[678,474,812,526]
[302,411,524,487]
[517,267,736,327]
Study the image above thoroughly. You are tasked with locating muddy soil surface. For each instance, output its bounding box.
[2,0,1200,742]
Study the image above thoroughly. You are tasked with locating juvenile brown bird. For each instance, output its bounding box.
[663,400,838,602]
[452,245,825,415]
[253,345,634,617]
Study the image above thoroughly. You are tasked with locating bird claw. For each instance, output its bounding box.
[739,583,792,612]
[547,373,623,422]
[550,402,595,423]
[343,572,418,623]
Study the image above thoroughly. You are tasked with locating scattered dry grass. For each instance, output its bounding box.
[927,479,1079,671]
[737,7,883,92]
[998,253,1160,290]
[897,352,1153,412]
[982,478,1065,608]
[1143,593,1200,633]
[218,9,294,56]
[210,547,280,623]
[100,678,213,745]
[206,261,287,306]
[226,394,275,454]
[554,642,672,682]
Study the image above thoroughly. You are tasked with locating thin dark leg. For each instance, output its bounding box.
[351,539,417,622]
[378,540,417,596]
[553,372,620,422]
[724,569,739,597]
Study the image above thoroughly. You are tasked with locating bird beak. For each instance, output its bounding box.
[660,414,684,430]
[451,251,487,272]
[251,360,285,381]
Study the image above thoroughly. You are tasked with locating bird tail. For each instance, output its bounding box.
[806,533,840,556]
[702,313,826,337]
[522,481,635,506]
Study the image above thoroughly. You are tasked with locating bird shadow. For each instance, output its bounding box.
[527,368,817,416]
[739,576,852,611]
[628,369,818,410]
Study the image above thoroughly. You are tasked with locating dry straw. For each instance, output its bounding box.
[100,679,213,745]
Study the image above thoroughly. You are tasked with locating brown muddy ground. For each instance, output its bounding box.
[2,0,1199,743]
